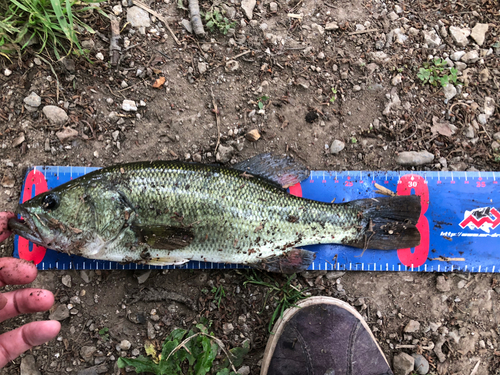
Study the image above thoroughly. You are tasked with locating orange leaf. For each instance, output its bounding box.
[152,76,166,88]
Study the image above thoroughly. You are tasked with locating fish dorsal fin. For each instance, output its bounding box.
[131,225,194,250]
[233,153,309,189]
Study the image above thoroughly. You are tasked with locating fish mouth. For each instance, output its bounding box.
[8,207,44,246]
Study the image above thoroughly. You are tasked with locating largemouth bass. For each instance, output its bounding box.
[9,154,421,273]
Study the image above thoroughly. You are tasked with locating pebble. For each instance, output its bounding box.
[387,11,398,21]
[80,270,92,283]
[450,51,465,61]
[330,140,345,154]
[198,62,207,74]
[24,92,42,108]
[393,352,414,375]
[478,114,488,125]
[454,61,467,71]
[3,68,12,77]
[353,85,361,92]
[241,0,256,19]
[422,30,441,48]
[120,340,132,350]
[464,125,475,139]
[492,141,500,152]
[112,4,123,15]
[127,6,151,29]
[95,52,104,61]
[147,321,155,339]
[443,84,457,100]
[479,67,490,83]
[484,97,495,117]
[1,172,15,188]
[449,26,470,47]
[12,133,25,147]
[325,21,339,30]
[396,151,434,166]
[216,145,233,163]
[43,105,68,125]
[49,304,70,321]
[136,270,151,284]
[181,19,193,33]
[20,354,40,375]
[223,322,234,335]
[404,320,420,333]
[269,2,277,12]
[122,100,138,112]
[412,353,429,375]
[392,74,402,86]
[494,132,500,142]
[436,275,451,292]
[311,23,325,35]
[62,275,72,287]
[77,364,108,374]
[56,127,79,143]
[80,346,97,363]
[461,50,479,63]
[471,23,488,46]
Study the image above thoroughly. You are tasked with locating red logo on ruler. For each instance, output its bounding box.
[18,169,48,264]
[459,207,500,232]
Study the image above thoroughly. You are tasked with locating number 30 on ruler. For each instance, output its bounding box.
[397,175,430,268]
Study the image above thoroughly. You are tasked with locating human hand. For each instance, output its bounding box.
[0,213,61,368]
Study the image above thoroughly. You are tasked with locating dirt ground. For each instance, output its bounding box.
[0,0,499,373]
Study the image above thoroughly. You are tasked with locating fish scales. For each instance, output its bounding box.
[89,162,360,264]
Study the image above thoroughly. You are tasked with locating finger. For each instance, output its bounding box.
[0,212,15,242]
[0,320,61,368]
[0,258,37,287]
[0,289,54,323]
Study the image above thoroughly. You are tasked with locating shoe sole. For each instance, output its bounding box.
[260,296,390,375]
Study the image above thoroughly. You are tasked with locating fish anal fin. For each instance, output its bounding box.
[250,248,316,274]
[145,257,190,266]
[131,225,194,250]
[233,153,309,189]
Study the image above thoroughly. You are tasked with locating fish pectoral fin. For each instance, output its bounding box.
[233,153,309,189]
[248,248,316,274]
[131,225,194,250]
[145,257,190,266]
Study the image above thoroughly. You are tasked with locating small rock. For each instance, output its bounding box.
[311,23,324,35]
[494,132,500,142]
[478,114,488,125]
[112,4,123,15]
[20,355,41,375]
[80,346,97,363]
[471,23,488,46]
[454,61,467,71]
[112,130,120,141]
[412,353,429,375]
[387,11,398,21]
[479,68,490,83]
[1,172,15,188]
[461,50,479,63]
[450,51,466,61]
[325,21,339,30]
[393,352,414,375]
[61,275,72,288]
[95,52,104,61]
[49,304,70,321]
[443,84,457,100]
[269,2,278,12]
[127,6,151,28]
[392,74,402,86]
[216,145,233,163]
[136,270,151,284]
[122,100,137,112]
[181,19,193,33]
[464,125,475,139]
[241,0,256,19]
[370,51,390,63]
[436,275,451,292]
[492,141,500,152]
[44,138,51,152]
[353,85,361,92]
[147,321,155,339]
[120,340,132,351]
[396,151,433,166]
[422,30,441,48]
[56,127,79,143]
[42,105,68,125]
[434,337,446,362]
[77,364,108,375]
[81,40,95,49]
[449,26,470,47]
[404,320,420,333]
[484,97,496,116]
[80,270,91,283]
[198,62,207,74]
[3,68,12,77]
[245,129,261,142]
[12,133,25,147]
[330,140,345,154]
[24,92,42,108]
[223,323,234,335]
[237,366,251,375]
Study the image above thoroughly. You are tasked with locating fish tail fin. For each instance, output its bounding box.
[347,195,421,250]
[249,248,316,274]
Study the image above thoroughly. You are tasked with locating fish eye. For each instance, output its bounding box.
[42,193,60,210]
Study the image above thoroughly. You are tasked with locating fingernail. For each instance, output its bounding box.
[0,293,7,310]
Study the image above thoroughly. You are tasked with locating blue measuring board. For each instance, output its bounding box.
[13,166,500,273]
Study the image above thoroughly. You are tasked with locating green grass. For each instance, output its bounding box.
[417,58,459,88]
[0,0,107,59]
[243,271,307,332]
[203,7,236,35]
[117,324,249,375]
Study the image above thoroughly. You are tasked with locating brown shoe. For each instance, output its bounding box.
[260,296,393,375]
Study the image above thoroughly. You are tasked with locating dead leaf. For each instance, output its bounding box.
[152,76,166,88]
[431,116,457,137]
